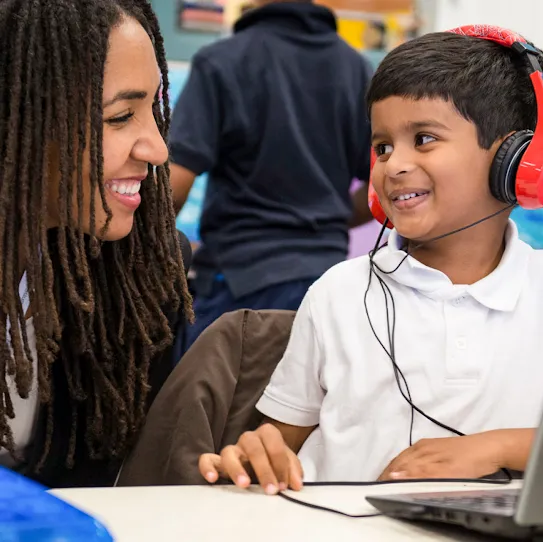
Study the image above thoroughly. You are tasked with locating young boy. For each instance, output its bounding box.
[199,28,543,494]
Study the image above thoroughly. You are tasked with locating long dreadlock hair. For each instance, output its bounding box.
[0,0,193,468]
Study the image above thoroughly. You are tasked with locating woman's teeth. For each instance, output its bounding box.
[106,181,141,196]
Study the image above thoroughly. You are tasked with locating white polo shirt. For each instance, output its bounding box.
[256,220,543,482]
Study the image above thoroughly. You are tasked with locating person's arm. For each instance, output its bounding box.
[169,55,222,213]
[263,418,315,454]
[170,163,197,215]
[378,428,537,481]
[199,290,324,493]
[499,428,536,471]
[349,182,373,228]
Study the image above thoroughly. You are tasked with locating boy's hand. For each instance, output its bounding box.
[198,423,304,495]
[378,431,507,481]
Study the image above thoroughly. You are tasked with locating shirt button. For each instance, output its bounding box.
[456,337,467,349]
[453,296,467,306]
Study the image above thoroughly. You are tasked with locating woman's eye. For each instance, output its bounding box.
[416,134,436,146]
[375,143,393,156]
[106,112,134,125]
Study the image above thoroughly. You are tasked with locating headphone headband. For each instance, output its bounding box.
[448,25,527,47]
[368,24,543,227]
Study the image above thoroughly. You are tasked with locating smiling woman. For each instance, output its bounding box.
[0,0,192,487]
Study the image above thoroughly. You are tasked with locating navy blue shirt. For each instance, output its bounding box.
[170,2,373,298]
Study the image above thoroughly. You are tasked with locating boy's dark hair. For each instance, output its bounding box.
[0,0,193,470]
[367,32,540,149]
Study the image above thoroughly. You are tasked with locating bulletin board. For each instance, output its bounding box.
[177,0,226,32]
[316,0,416,51]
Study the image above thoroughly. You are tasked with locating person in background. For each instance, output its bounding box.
[0,0,192,488]
[169,0,374,352]
[363,20,387,51]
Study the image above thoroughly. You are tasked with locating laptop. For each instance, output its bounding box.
[366,420,543,540]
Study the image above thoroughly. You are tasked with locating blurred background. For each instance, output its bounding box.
[152,0,543,253]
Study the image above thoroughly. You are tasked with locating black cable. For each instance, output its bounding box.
[278,478,513,517]
[257,203,519,521]
[365,204,516,475]
[279,491,381,518]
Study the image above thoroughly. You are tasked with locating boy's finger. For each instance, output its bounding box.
[259,424,290,490]
[221,445,252,489]
[237,432,280,495]
[287,449,304,491]
[198,453,223,483]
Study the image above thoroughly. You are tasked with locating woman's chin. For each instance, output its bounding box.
[99,218,135,242]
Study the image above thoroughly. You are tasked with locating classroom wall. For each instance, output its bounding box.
[432,0,543,43]
[150,0,220,62]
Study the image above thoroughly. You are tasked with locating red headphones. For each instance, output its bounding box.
[368,24,543,228]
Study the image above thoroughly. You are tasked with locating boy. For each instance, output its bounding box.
[199,28,543,494]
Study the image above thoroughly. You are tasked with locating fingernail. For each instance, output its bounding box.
[237,475,250,487]
[279,482,288,491]
[205,472,217,482]
[390,471,407,479]
[265,484,278,495]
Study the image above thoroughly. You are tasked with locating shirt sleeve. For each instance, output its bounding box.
[169,55,221,175]
[256,289,325,427]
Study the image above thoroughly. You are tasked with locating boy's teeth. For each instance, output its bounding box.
[398,193,420,201]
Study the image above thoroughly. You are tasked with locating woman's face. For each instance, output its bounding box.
[48,16,169,241]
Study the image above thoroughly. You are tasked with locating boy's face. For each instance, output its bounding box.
[370,97,506,242]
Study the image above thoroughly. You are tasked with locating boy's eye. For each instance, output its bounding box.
[375,143,393,156]
[415,134,436,146]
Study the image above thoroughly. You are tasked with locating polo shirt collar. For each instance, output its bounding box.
[371,220,530,311]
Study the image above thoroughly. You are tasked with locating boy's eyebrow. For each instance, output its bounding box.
[372,120,451,143]
[405,120,451,132]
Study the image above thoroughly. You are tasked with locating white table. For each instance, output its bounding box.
[51,481,522,542]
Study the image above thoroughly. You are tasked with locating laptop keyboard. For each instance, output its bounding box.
[412,491,519,513]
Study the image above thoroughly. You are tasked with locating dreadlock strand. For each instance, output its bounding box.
[47,8,82,312]
[0,8,26,246]
[0,2,28,302]
[58,2,95,316]
[37,14,60,391]
[111,245,153,345]
[28,0,53,347]
[12,0,43,397]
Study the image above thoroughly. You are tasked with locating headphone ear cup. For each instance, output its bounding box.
[490,130,533,204]
[368,148,393,228]
[368,181,391,227]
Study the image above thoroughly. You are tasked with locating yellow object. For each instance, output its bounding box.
[224,0,245,27]
[337,18,366,49]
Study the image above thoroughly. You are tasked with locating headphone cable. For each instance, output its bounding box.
[365,204,516,477]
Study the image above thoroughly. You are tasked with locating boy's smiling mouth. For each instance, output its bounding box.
[390,188,430,210]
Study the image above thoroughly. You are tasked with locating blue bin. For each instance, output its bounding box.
[0,466,113,541]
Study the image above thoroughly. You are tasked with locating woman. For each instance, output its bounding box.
[0,0,193,487]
